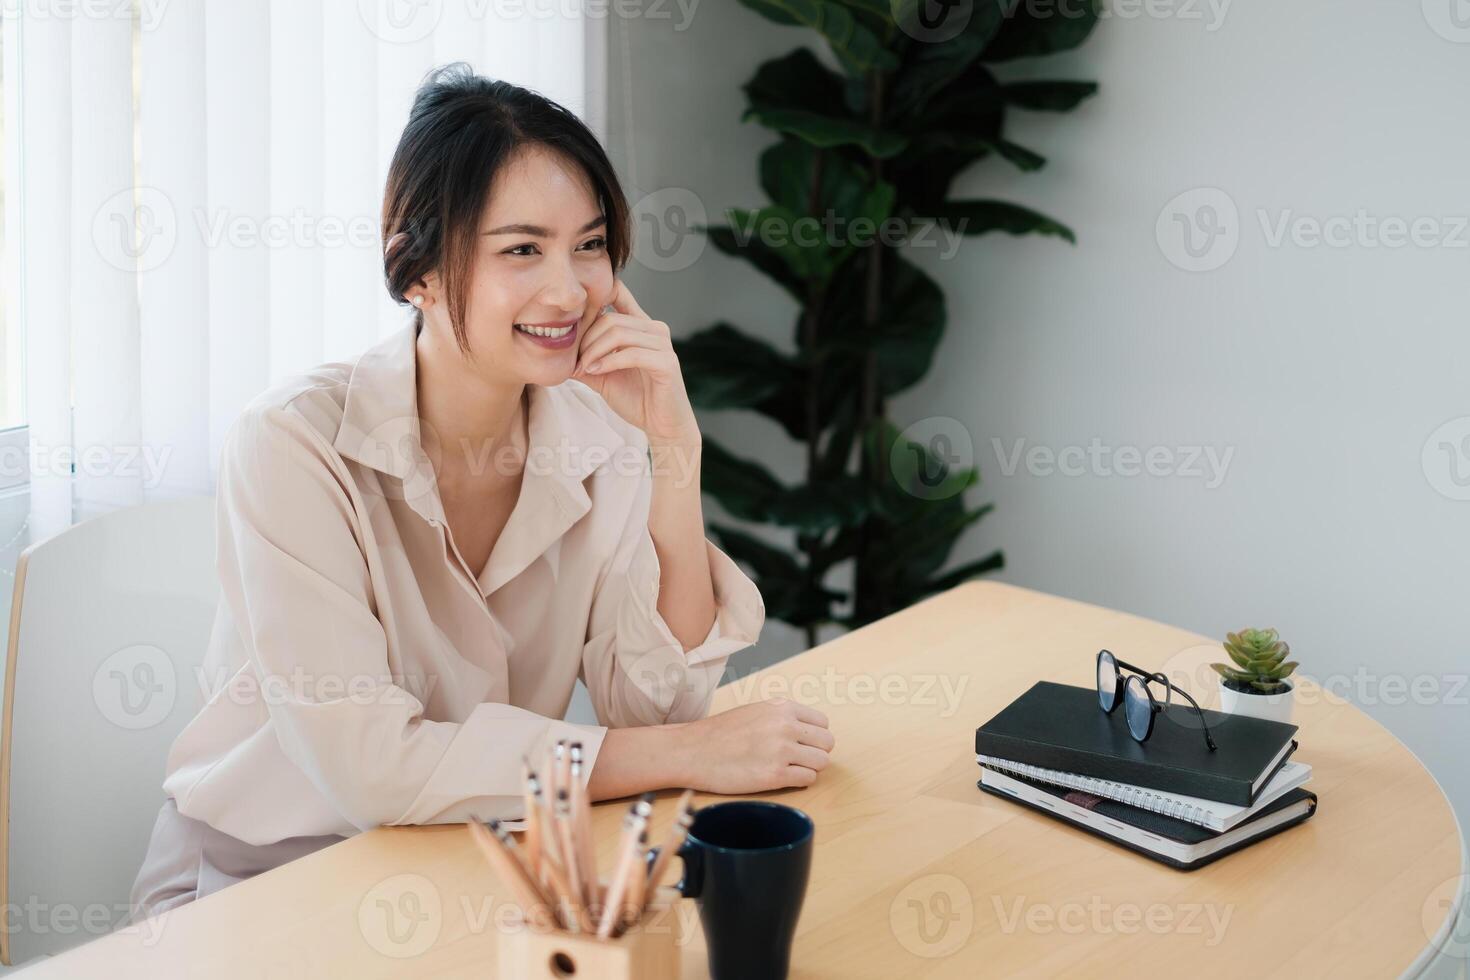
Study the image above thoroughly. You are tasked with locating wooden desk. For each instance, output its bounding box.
[21,583,1464,978]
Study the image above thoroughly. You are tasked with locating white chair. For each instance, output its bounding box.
[0,496,218,967]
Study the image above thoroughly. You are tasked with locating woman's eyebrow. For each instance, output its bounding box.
[484,215,606,236]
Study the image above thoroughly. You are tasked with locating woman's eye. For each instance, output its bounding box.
[503,237,604,257]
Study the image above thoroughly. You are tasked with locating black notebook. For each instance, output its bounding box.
[978,767,1318,870]
[975,681,1299,806]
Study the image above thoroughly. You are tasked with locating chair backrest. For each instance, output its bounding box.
[0,496,219,966]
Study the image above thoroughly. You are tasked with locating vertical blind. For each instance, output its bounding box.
[4,0,607,540]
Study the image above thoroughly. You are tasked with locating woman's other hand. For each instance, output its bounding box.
[674,698,835,794]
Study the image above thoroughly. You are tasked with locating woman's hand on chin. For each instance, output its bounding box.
[571,278,701,449]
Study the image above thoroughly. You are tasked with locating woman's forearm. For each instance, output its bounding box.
[585,723,693,802]
[647,439,717,650]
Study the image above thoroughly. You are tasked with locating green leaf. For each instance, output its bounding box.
[829,0,891,16]
[759,137,895,227]
[982,0,1100,62]
[1226,645,1255,670]
[767,476,870,534]
[704,224,807,302]
[736,0,899,71]
[743,107,910,158]
[707,523,799,579]
[744,47,847,121]
[922,550,1005,594]
[743,51,904,156]
[737,0,802,24]
[1211,663,1253,684]
[881,426,981,510]
[741,50,906,155]
[859,420,992,583]
[708,523,843,624]
[699,440,786,521]
[982,138,1047,171]
[887,0,1010,118]
[819,250,946,397]
[739,346,863,443]
[1003,80,1099,112]
[919,199,1075,243]
[888,64,1006,211]
[730,149,896,286]
[675,324,797,410]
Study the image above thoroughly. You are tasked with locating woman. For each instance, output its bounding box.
[127,64,835,919]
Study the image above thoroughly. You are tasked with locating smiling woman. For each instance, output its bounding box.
[123,63,835,922]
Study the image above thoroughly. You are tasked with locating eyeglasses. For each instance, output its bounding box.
[1096,649,1218,751]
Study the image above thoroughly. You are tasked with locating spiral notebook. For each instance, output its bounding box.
[976,753,1311,833]
[977,768,1319,870]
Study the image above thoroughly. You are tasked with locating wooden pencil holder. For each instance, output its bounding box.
[496,885,685,980]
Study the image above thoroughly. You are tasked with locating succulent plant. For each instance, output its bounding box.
[1212,628,1299,694]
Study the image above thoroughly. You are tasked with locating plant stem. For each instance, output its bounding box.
[800,148,827,651]
[855,68,887,625]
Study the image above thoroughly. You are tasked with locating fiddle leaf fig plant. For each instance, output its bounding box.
[1212,628,1300,694]
[677,0,1100,644]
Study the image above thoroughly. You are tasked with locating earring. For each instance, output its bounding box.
[411,294,424,307]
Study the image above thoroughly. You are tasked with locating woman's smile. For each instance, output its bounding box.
[513,318,580,349]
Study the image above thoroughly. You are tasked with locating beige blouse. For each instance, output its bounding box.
[160,321,766,846]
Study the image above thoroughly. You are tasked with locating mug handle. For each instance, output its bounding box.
[674,838,703,898]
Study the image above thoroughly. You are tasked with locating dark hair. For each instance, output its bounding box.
[381,63,632,355]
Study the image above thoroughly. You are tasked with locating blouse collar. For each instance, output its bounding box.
[332,321,635,596]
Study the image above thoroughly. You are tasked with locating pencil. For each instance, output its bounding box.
[485,818,551,904]
[537,750,565,876]
[466,820,555,930]
[556,739,572,800]
[643,789,696,906]
[543,741,560,805]
[522,764,545,879]
[569,743,598,906]
[553,788,587,921]
[595,793,655,939]
[539,845,581,931]
[616,827,650,937]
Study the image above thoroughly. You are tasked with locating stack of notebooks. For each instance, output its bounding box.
[974,681,1318,870]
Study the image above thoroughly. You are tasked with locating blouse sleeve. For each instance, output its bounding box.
[578,459,767,730]
[207,405,605,831]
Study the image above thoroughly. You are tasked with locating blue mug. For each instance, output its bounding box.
[647,800,814,980]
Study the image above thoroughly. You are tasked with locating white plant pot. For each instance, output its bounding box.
[1218,679,1295,726]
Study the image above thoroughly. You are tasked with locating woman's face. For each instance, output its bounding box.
[434,143,615,387]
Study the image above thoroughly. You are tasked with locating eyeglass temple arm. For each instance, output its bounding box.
[1158,679,1220,751]
[1111,657,1220,751]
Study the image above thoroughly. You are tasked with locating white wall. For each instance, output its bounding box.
[601,0,1470,845]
